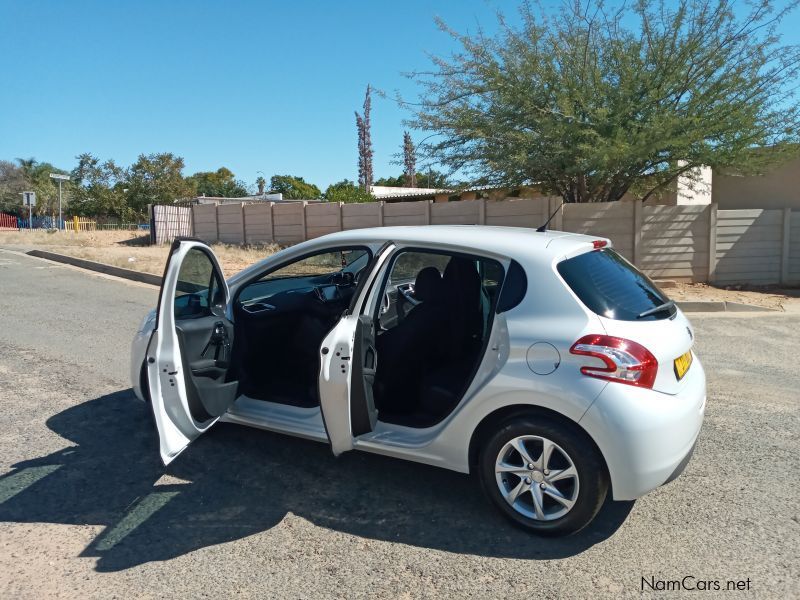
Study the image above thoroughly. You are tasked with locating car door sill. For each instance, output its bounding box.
[221,395,328,443]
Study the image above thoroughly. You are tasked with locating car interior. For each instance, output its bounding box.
[230,247,371,408]
[372,250,504,427]
[173,244,505,430]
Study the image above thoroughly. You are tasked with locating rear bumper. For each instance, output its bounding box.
[578,355,706,500]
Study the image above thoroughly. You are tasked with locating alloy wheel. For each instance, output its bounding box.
[494,434,580,521]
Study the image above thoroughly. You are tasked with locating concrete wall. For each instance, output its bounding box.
[640,205,711,281]
[217,203,244,244]
[713,157,800,210]
[165,200,799,286]
[243,203,273,244]
[192,204,217,242]
[714,209,787,285]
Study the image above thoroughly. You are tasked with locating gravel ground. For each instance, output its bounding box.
[0,249,798,599]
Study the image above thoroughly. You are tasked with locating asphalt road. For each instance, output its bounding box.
[0,249,798,599]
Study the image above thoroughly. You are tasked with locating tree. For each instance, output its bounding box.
[126,153,194,217]
[375,169,451,188]
[355,85,374,190]
[0,161,27,214]
[323,179,374,203]
[70,153,129,218]
[410,0,800,203]
[187,167,248,198]
[14,157,69,216]
[402,131,417,187]
[269,175,322,199]
[255,176,266,195]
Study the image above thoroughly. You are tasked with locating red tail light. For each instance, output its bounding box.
[569,334,658,389]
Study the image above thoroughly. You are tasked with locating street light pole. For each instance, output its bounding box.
[49,173,70,230]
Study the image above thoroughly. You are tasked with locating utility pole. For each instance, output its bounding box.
[49,173,70,230]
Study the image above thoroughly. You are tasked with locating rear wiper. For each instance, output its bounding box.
[636,300,675,319]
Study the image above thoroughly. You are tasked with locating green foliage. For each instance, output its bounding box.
[356,85,374,190]
[70,153,129,219]
[323,179,374,203]
[270,174,322,199]
[126,153,195,217]
[0,158,70,216]
[0,160,27,214]
[375,169,451,188]
[403,131,417,187]
[187,167,249,198]
[411,0,800,202]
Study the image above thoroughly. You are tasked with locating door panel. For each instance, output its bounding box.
[147,239,237,465]
[318,243,394,456]
[351,315,378,436]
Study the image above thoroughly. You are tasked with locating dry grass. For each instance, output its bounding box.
[0,230,280,276]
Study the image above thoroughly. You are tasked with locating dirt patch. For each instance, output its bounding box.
[664,281,799,311]
[0,230,280,276]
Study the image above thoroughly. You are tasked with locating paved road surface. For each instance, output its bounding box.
[0,249,798,598]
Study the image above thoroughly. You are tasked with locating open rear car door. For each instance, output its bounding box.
[318,243,395,455]
[146,238,238,465]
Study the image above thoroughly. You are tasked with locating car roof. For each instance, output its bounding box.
[227,225,610,285]
[316,225,606,259]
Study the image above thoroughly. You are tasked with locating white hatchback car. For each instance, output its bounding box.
[131,226,705,535]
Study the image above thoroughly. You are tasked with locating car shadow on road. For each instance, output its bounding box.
[0,390,634,571]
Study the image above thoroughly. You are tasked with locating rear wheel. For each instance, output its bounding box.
[478,416,607,536]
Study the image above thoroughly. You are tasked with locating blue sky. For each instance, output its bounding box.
[1,1,799,191]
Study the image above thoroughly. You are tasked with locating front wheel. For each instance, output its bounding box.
[478,417,608,536]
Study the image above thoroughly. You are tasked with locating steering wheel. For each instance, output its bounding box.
[398,284,421,306]
[331,271,355,287]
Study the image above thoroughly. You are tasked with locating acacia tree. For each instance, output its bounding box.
[355,85,374,190]
[402,131,417,187]
[410,0,800,202]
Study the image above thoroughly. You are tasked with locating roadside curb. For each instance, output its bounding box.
[677,301,777,313]
[25,250,162,287]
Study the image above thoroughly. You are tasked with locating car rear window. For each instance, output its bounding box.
[557,249,675,321]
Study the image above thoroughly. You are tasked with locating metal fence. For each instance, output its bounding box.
[0,213,148,232]
[15,216,67,230]
[0,213,19,229]
[150,204,192,244]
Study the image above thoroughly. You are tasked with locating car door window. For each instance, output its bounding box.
[238,248,370,304]
[174,247,222,319]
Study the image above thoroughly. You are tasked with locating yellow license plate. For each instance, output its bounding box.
[673,351,693,381]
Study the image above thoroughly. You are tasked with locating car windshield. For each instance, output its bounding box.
[557,248,675,321]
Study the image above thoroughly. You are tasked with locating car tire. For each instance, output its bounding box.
[478,416,608,536]
[140,362,151,404]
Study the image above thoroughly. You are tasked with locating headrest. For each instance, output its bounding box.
[444,257,480,292]
[414,267,443,303]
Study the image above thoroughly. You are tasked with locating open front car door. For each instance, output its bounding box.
[318,243,395,455]
[146,238,238,465]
